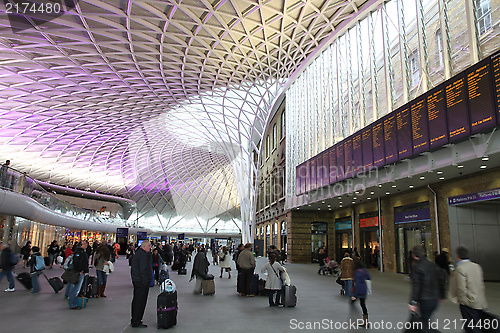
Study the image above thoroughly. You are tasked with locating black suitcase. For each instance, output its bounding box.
[177,267,187,275]
[44,256,50,266]
[251,273,259,295]
[237,273,243,294]
[80,275,98,297]
[16,272,32,290]
[157,291,177,329]
[43,273,64,293]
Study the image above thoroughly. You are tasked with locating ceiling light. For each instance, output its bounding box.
[378,184,382,188]
[329,208,332,211]
[322,201,325,204]
[370,191,375,195]
[480,165,487,169]
[353,197,357,200]
[327,205,331,207]
[338,197,341,199]
[392,185,396,188]
[339,205,343,207]
[308,204,311,206]
[386,192,390,195]
[318,208,321,210]
[439,177,444,180]
[437,171,443,174]
[409,185,414,188]
[297,208,300,210]
[367,197,371,200]
[352,202,355,204]
[482,157,489,161]
[457,165,464,168]
[420,176,425,180]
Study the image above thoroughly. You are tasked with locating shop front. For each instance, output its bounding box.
[335,216,352,261]
[359,212,381,269]
[311,222,328,263]
[394,202,432,274]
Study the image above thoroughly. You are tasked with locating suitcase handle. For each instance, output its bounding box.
[158,307,177,312]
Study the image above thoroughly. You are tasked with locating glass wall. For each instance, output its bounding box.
[286,0,500,200]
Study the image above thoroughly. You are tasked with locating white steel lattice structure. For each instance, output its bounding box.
[0,0,381,240]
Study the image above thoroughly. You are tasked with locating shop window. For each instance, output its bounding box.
[273,124,277,150]
[281,111,285,139]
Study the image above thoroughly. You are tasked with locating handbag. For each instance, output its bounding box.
[61,269,79,284]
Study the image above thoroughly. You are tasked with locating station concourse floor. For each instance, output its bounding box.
[1,255,499,333]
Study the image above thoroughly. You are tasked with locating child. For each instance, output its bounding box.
[28,246,44,294]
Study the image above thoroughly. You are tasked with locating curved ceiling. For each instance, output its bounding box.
[0,0,372,233]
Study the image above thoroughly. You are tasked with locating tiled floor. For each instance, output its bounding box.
[1,254,499,332]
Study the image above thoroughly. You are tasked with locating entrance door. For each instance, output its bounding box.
[336,232,352,262]
[311,222,328,263]
[396,224,432,273]
[361,229,379,268]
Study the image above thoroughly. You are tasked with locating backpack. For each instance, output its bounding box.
[34,255,45,271]
[63,254,74,270]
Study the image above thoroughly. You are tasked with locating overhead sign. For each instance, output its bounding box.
[448,188,500,206]
[116,228,128,237]
[394,208,430,224]
[137,231,148,240]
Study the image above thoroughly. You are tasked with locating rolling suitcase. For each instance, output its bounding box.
[251,273,259,295]
[281,285,297,307]
[43,273,64,293]
[80,275,98,297]
[16,272,32,290]
[237,273,243,294]
[44,256,50,266]
[202,279,215,295]
[157,290,177,329]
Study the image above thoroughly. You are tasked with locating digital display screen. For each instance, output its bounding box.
[322,151,330,187]
[352,133,362,176]
[361,126,373,171]
[445,74,470,142]
[492,53,500,124]
[383,114,398,164]
[316,154,322,189]
[344,137,353,179]
[467,58,496,134]
[396,106,412,159]
[295,163,302,195]
[336,142,345,181]
[310,157,317,191]
[305,159,311,193]
[372,119,385,167]
[329,146,337,184]
[427,84,448,149]
[411,95,429,154]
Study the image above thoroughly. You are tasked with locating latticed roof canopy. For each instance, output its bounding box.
[0,0,373,233]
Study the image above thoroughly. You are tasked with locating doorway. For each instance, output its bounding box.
[396,223,432,274]
[360,228,379,268]
[335,232,352,262]
[311,222,327,263]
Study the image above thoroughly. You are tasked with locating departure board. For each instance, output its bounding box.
[396,106,412,159]
[445,73,470,142]
[300,163,305,194]
[362,126,373,171]
[316,154,322,190]
[310,157,317,191]
[492,53,500,124]
[344,137,353,179]
[427,85,448,149]
[467,58,496,134]
[329,146,337,184]
[322,151,330,187]
[372,119,385,167]
[383,114,398,164]
[336,142,345,181]
[306,160,311,192]
[352,133,363,176]
[411,95,429,154]
[295,164,302,195]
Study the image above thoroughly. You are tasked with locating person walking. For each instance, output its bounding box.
[237,243,256,297]
[218,246,231,278]
[21,241,31,268]
[0,242,16,292]
[260,253,285,307]
[191,245,210,294]
[68,240,89,309]
[28,246,44,294]
[94,244,111,297]
[318,246,327,275]
[449,246,488,333]
[130,240,152,328]
[47,240,60,269]
[339,252,355,297]
[351,259,371,328]
[408,245,447,331]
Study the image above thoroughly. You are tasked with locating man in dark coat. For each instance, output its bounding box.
[68,240,89,309]
[190,245,209,294]
[0,242,16,291]
[408,245,447,331]
[130,240,152,328]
